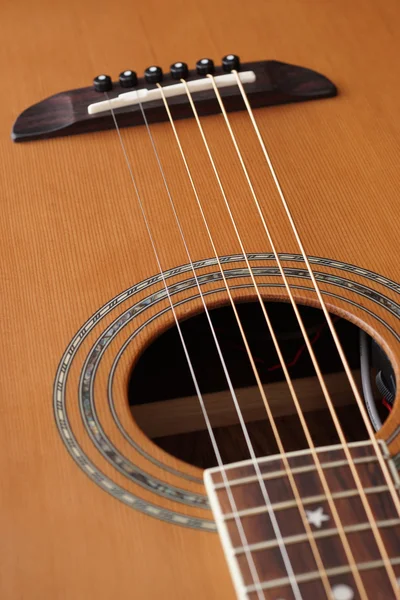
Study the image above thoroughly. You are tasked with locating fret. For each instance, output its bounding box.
[222,484,395,520]
[209,443,399,517]
[212,454,382,490]
[245,570,400,600]
[246,579,342,600]
[224,489,399,548]
[208,440,389,485]
[243,557,400,594]
[245,571,400,600]
[233,518,400,554]
[235,524,400,587]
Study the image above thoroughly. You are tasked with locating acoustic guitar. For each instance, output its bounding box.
[2,0,400,598]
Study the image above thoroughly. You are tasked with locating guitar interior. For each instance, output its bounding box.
[129,302,393,469]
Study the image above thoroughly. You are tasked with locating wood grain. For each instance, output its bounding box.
[1,0,400,598]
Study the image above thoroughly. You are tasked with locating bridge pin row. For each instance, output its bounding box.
[93,54,240,92]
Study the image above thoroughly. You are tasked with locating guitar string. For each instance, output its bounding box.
[134,98,306,600]
[154,81,341,600]
[211,70,400,596]
[160,78,367,600]
[104,92,295,600]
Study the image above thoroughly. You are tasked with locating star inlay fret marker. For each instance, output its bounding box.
[305,506,330,528]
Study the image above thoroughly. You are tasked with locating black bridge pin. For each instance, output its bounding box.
[144,65,163,84]
[196,58,215,76]
[222,54,241,73]
[119,70,138,88]
[93,74,113,92]
[170,61,189,80]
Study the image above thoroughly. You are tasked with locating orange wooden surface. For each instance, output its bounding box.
[1,0,400,597]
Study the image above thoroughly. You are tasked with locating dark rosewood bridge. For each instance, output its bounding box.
[11,58,337,143]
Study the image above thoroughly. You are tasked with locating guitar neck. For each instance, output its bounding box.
[204,440,400,599]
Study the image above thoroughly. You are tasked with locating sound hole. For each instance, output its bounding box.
[129,302,395,469]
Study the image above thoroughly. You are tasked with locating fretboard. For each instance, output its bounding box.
[204,440,400,600]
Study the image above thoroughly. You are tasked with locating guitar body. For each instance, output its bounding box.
[2,0,400,598]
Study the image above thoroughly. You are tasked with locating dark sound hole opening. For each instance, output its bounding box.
[129,301,395,469]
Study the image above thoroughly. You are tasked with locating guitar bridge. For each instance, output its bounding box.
[11,58,337,143]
